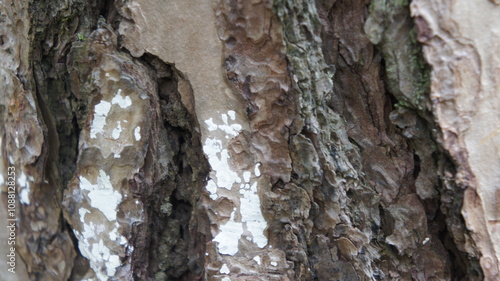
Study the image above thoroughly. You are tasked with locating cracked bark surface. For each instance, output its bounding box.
[0,0,496,280]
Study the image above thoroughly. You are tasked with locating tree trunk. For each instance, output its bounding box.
[1,0,498,280]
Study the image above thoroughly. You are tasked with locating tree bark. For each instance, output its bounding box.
[0,0,497,280]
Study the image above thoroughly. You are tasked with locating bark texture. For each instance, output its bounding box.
[0,0,497,280]
[412,1,500,280]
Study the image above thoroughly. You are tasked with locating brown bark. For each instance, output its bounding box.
[0,0,495,280]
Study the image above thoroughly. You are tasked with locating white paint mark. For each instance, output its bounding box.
[105,255,120,276]
[220,264,230,274]
[241,183,250,191]
[243,171,251,183]
[119,235,128,245]
[203,110,269,254]
[204,118,218,131]
[88,239,119,279]
[114,153,121,159]
[111,89,132,108]
[270,261,277,267]
[206,180,218,200]
[218,123,242,137]
[75,216,120,281]
[19,188,30,205]
[134,127,141,141]
[18,171,26,187]
[213,210,243,255]
[90,100,112,139]
[240,182,267,248]
[204,113,242,137]
[254,163,261,177]
[79,208,90,224]
[112,121,123,140]
[422,237,430,245]
[14,131,19,148]
[203,138,241,189]
[80,170,121,221]
[222,277,231,281]
[109,231,116,241]
[253,256,261,265]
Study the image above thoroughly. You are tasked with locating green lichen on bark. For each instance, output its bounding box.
[364,0,431,114]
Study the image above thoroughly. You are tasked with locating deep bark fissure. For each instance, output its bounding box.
[135,53,211,281]
[15,1,212,278]
[364,0,483,279]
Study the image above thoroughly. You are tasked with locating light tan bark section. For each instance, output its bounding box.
[412,1,500,279]
[119,0,274,279]
[119,0,248,138]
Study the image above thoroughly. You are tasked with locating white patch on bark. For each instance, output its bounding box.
[90,100,112,139]
[243,171,251,183]
[75,220,119,281]
[111,121,123,140]
[213,210,243,255]
[253,256,261,265]
[111,89,132,108]
[205,112,242,138]
[134,126,141,141]
[119,235,128,245]
[19,188,30,205]
[203,138,241,189]
[220,264,230,274]
[206,179,218,200]
[240,183,267,248]
[205,118,218,131]
[254,163,261,177]
[79,170,121,221]
[90,240,118,279]
[18,171,27,186]
[14,131,19,148]
[79,208,90,224]
[203,111,268,254]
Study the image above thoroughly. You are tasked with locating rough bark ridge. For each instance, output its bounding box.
[0,0,493,280]
[0,1,100,279]
[275,0,452,279]
[1,0,210,280]
[412,1,500,279]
